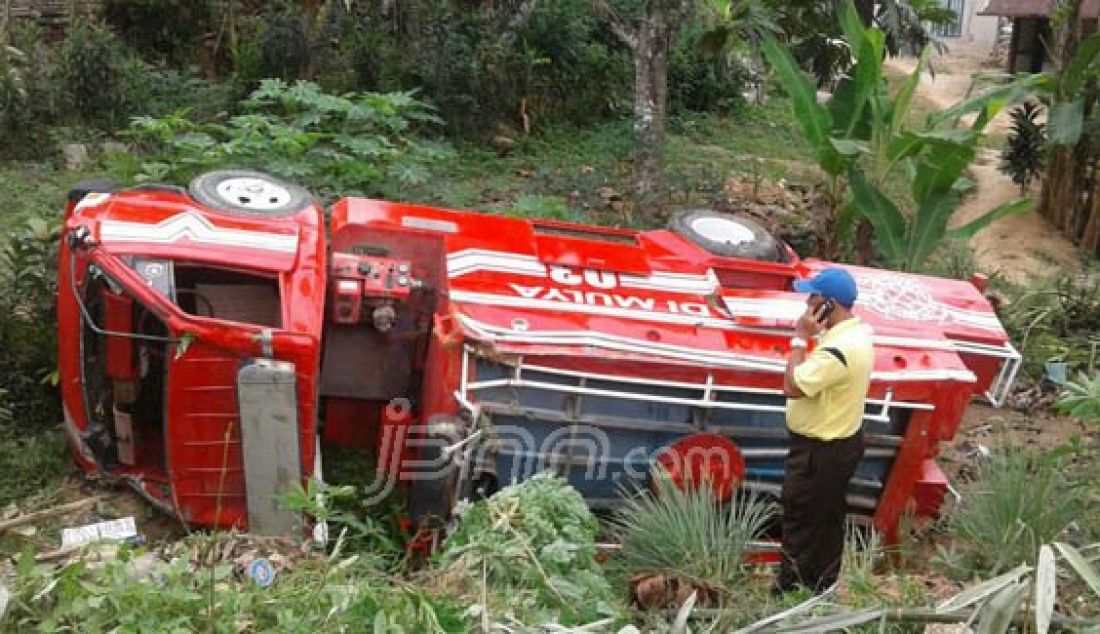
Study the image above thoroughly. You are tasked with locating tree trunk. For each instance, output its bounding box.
[853,219,874,264]
[1082,181,1100,253]
[854,0,875,27]
[1039,0,1085,226]
[631,14,672,217]
[1041,147,1076,225]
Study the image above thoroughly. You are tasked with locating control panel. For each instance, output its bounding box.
[330,252,418,328]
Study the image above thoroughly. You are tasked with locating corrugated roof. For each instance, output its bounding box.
[979,0,1100,18]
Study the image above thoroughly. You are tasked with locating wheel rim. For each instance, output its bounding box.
[689,216,756,246]
[213,176,293,211]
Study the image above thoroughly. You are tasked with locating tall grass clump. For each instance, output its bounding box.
[941,447,1081,577]
[611,473,774,588]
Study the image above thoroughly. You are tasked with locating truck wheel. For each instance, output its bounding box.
[669,210,785,262]
[187,170,313,216]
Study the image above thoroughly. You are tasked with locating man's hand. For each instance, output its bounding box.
[795,306,823,339]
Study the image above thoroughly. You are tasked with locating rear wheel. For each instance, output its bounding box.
[187,170,313,216]
[669,210,786,262]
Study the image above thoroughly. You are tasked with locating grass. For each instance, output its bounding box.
[938,446,1082,578]
[0,162,107,227]
[398,98,814,226]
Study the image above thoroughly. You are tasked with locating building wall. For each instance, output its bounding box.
[961,1,1001,45]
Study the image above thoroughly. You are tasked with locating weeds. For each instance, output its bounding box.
[939,447,1081,578]
[2,535,468,632]
[1000,272,1100,377]
[0,433,69,509]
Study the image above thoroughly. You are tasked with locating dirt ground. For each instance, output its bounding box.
[886,44,1082,286]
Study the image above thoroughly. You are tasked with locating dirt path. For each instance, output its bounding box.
[886,45,1081,285]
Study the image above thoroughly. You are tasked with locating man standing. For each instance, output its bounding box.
[776,268,873,594]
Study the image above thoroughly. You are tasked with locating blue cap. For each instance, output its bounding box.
[793,268,858,308]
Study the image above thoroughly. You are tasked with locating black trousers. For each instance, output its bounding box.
[777,429,865,593]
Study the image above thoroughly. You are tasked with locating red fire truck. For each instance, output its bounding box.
[58,170,1019,540]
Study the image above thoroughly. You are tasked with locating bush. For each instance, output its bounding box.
[1000,101,1046,194]
[434,473,619,625]
[0,433,69,509]
[313,1,631,134]
[1,24,63,157]
[669,24,749,113]
[0,217,62,432]
[0,44,29,135]
[102,0,213,66]
[1056,372,1100,425]
[121,79,451,200]
[940,447,1081,577]
[611,474,774,588]
[56,22,144,129]
[1000,273,1100,377]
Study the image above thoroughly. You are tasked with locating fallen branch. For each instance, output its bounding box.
[0,497,102,534]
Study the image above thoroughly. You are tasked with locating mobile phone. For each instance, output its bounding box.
[814,299,835,323]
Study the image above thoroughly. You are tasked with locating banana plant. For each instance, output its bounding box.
[763,0,1035,270]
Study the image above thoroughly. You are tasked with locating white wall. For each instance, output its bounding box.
[960,0,1001,46]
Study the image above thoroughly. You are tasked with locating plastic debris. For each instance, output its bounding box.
[60,517,138,548]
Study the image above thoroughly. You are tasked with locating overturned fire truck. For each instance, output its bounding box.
[58,170,1020,540]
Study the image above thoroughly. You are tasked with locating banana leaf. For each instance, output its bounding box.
[1060,33,1100,97]
[847,166,907,266]
[947,198,1033,240]
[1048,99,1085,146]
[761,37,843,175]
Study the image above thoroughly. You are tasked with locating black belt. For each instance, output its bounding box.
[787,429,864,446]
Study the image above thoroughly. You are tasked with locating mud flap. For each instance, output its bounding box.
[237,359,301,535]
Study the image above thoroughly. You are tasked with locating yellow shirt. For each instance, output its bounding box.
[786,317,874,441]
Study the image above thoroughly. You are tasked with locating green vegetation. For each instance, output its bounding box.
[1000,271,1100,378]
[117,79,450,201]
[611,475,774,589]
[938,447,1082,578]
[1057,372,1100,425]
[434,473,619,626]
[1001,102,1047,194]
[764,1,1033,268]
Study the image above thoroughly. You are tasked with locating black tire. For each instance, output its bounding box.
[187,170,313,216]
[668,209,785,262]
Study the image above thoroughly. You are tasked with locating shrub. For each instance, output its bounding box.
[670,23,749,114]
[1000,273,1100,377]
[1000,101,1047,194]
[940,447,1081,577]
[56,22,142,128]
[1056,372,1100,425]
[259,5,311,81]
[101,0,213,66]
[0,217,62,432]
[611,474,774,588]
[434,473,619,625]
[0,433,69,508]
[121,79,451,200]
[1,24,64,157]
[0,44,29,134]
